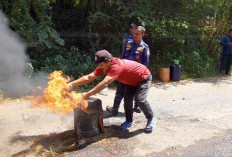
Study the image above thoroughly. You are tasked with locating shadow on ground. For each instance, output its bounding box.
[103,110,125,119]
[9,125,232,157]
[10,125,145,157]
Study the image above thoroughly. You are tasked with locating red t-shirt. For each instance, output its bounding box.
[94,58,151,86]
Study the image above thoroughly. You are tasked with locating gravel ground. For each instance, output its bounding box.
[0,76,232,157]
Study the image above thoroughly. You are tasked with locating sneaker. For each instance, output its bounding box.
[106,106,118,116]
[133,107,141,113]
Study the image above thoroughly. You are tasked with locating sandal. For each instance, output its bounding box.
[120,122,134,131]
[145,117,157,132]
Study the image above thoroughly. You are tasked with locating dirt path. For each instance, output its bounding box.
[0,76,232,157]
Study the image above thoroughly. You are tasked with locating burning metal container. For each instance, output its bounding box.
[74,98,104,137]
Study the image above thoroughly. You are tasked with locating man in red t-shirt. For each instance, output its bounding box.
[68,50,156,132]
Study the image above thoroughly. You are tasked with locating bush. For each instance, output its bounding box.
[30,46,104,90]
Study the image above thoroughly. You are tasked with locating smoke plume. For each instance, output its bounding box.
[0,11,47,97]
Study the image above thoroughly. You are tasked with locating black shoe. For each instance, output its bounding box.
[106,106,118,116]
[133,107,141,113]
[225,73,231,76]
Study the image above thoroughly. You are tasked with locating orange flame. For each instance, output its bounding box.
[31,71,88,114]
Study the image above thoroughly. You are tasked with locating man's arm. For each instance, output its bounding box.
[82,75,115,99]
[121,34,127,58]
[68,72,97,88]
[142,48,150,67]
[121,43,127,59]
[121,41,132,59]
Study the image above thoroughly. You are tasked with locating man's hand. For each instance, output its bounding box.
[67,82,74,91]
[81,92,90,100]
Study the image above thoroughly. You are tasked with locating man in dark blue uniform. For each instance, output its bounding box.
[106,26,150,116]
[220,29,232,75]
[121,23,137,55]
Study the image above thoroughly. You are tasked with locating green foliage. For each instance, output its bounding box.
[183,50,216,78]
[37,26,64,48]
[79,0,223,78]
[2,0,232,81]
[31,46,93,77]
[0,0,64,48]
[30,46,102,91]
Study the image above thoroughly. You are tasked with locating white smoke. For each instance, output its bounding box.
[0,11,48,97]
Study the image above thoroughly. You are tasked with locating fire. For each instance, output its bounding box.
[31,71,88,114]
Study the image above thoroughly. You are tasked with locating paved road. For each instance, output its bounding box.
[0,76,232,157]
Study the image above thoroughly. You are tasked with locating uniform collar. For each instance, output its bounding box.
[133,39,144,46]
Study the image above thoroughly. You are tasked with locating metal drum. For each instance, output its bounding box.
[74,98,103,137]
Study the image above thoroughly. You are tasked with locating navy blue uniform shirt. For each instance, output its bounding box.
[220,35,232,55]
[122,33,134,56]
[121,40,150,67]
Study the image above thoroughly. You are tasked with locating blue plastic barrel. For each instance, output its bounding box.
[170,65,181,81]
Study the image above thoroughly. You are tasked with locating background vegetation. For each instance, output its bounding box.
[1,0,232,81]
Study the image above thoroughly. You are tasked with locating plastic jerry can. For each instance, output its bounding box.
[159,68,170,82]
[170,65,181,81]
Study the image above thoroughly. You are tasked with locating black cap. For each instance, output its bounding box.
[130,23,137,29]
[94,50,112,66]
